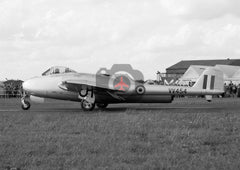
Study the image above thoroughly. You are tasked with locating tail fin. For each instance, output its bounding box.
[193,67,224,92]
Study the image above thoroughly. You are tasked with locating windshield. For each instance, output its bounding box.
[42,66,77,76]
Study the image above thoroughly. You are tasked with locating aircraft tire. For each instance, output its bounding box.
[22,100,31,110]
[81,100,95,111]
[96,103,108,109]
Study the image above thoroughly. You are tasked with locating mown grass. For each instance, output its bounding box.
[0,98,240,170]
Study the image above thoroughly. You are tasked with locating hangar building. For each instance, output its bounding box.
[166,59,240,78]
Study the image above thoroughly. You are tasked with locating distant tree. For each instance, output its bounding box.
[3,80,23,98]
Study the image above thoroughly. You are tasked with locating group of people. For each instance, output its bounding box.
[224,81,240,97]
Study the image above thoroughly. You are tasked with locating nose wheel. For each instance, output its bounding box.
[21,98,31,110]
[21,90,31,110]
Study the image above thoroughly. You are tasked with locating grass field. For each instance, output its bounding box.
[0,98,240,170]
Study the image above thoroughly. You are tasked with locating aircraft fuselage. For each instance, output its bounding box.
[21,66,224,111]
[23,72,223,104]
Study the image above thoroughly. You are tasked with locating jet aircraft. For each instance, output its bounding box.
[21,66,224,111]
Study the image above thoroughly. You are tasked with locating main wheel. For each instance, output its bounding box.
[96,103,108,109]
[81,100,95,111]
[21,100,31,110]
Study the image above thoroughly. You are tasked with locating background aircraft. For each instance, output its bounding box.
[21,66,224,111]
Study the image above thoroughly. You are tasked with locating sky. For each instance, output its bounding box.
[1,0,240,81]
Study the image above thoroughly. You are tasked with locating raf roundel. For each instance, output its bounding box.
[135,85,145,95]
[113,75,130,91]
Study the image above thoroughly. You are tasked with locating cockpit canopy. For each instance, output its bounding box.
[42,66,77,76]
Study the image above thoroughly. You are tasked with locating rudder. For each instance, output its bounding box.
[193,67,224,92]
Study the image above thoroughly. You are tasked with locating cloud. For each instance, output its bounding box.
[1,0,240,80]
[160,0,240,20]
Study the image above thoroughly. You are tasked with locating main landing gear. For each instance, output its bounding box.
[81,100,95,111]
[81,102,109,111]
[96,103,108,109]
[79,89,96,111]
[79,89,109,111]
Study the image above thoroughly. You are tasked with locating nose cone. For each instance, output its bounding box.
[22,79,33,92]
[23,78,40,93]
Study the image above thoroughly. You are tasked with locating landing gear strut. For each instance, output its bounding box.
[21,91,31,110]
[79,89,96,111]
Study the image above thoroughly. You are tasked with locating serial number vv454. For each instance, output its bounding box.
[168,88,187,95]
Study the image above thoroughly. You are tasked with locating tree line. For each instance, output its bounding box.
[0,80,23,98]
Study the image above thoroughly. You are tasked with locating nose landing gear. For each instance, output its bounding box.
[21,97,31,110]
[21,91,31,110]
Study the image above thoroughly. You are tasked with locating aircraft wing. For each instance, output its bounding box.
[59,79,116,92]
[58,78,127,101]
